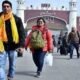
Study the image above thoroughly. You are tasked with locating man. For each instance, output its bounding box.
[57,31,64,53]
[68,27,80,59]
[0,1,25,80]
[61,32,68,55]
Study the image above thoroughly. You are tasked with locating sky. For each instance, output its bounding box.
[0,0,80,16]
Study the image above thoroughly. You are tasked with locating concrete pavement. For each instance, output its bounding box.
[6,48,80,80]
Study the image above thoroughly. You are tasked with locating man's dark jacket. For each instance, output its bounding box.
[0,12,26,51]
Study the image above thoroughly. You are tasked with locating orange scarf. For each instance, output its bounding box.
[0,12,19,52]
[0,12,19,43]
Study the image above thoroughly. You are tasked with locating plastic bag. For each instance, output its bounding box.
[44,53,53,66]
[78,46,80,54]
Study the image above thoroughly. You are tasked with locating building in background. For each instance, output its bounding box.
[16,0,80,35]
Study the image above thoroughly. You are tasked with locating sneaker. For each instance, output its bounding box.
[35,71,41,78]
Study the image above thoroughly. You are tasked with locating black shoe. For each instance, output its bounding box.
[70,56,72,59]
[35,71,41,78]
[77,56,79,59]
[7,77,13,80]
[70,57,72,59]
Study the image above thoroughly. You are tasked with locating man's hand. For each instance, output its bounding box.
[16,48,25,53]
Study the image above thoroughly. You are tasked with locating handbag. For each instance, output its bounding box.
[44,53,53,66]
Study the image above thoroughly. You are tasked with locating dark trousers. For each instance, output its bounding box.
[32,49,46,72]
[69,42,79,58]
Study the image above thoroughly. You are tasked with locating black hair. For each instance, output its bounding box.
[37,17,46,25]
[2,0,12,8]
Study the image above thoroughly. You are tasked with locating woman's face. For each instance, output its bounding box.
[37,19,45,26]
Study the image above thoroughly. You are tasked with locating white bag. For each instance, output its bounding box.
[44,53,53,66]
[78,46,80,53]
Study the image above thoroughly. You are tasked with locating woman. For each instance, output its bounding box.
[25,17,53,77]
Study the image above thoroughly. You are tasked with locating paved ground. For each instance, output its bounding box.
[6,48,80,80]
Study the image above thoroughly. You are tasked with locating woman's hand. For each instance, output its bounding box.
[48,50,53,53]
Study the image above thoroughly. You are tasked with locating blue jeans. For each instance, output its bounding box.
[69,42,79,58]
[32,49,46,72]
[7,50,17,78]
[0,52,6,80]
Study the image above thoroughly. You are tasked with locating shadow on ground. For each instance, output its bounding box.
[15,71,36,77]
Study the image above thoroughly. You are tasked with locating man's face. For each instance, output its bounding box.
[72,27,76,32]
[2,3,12,14]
